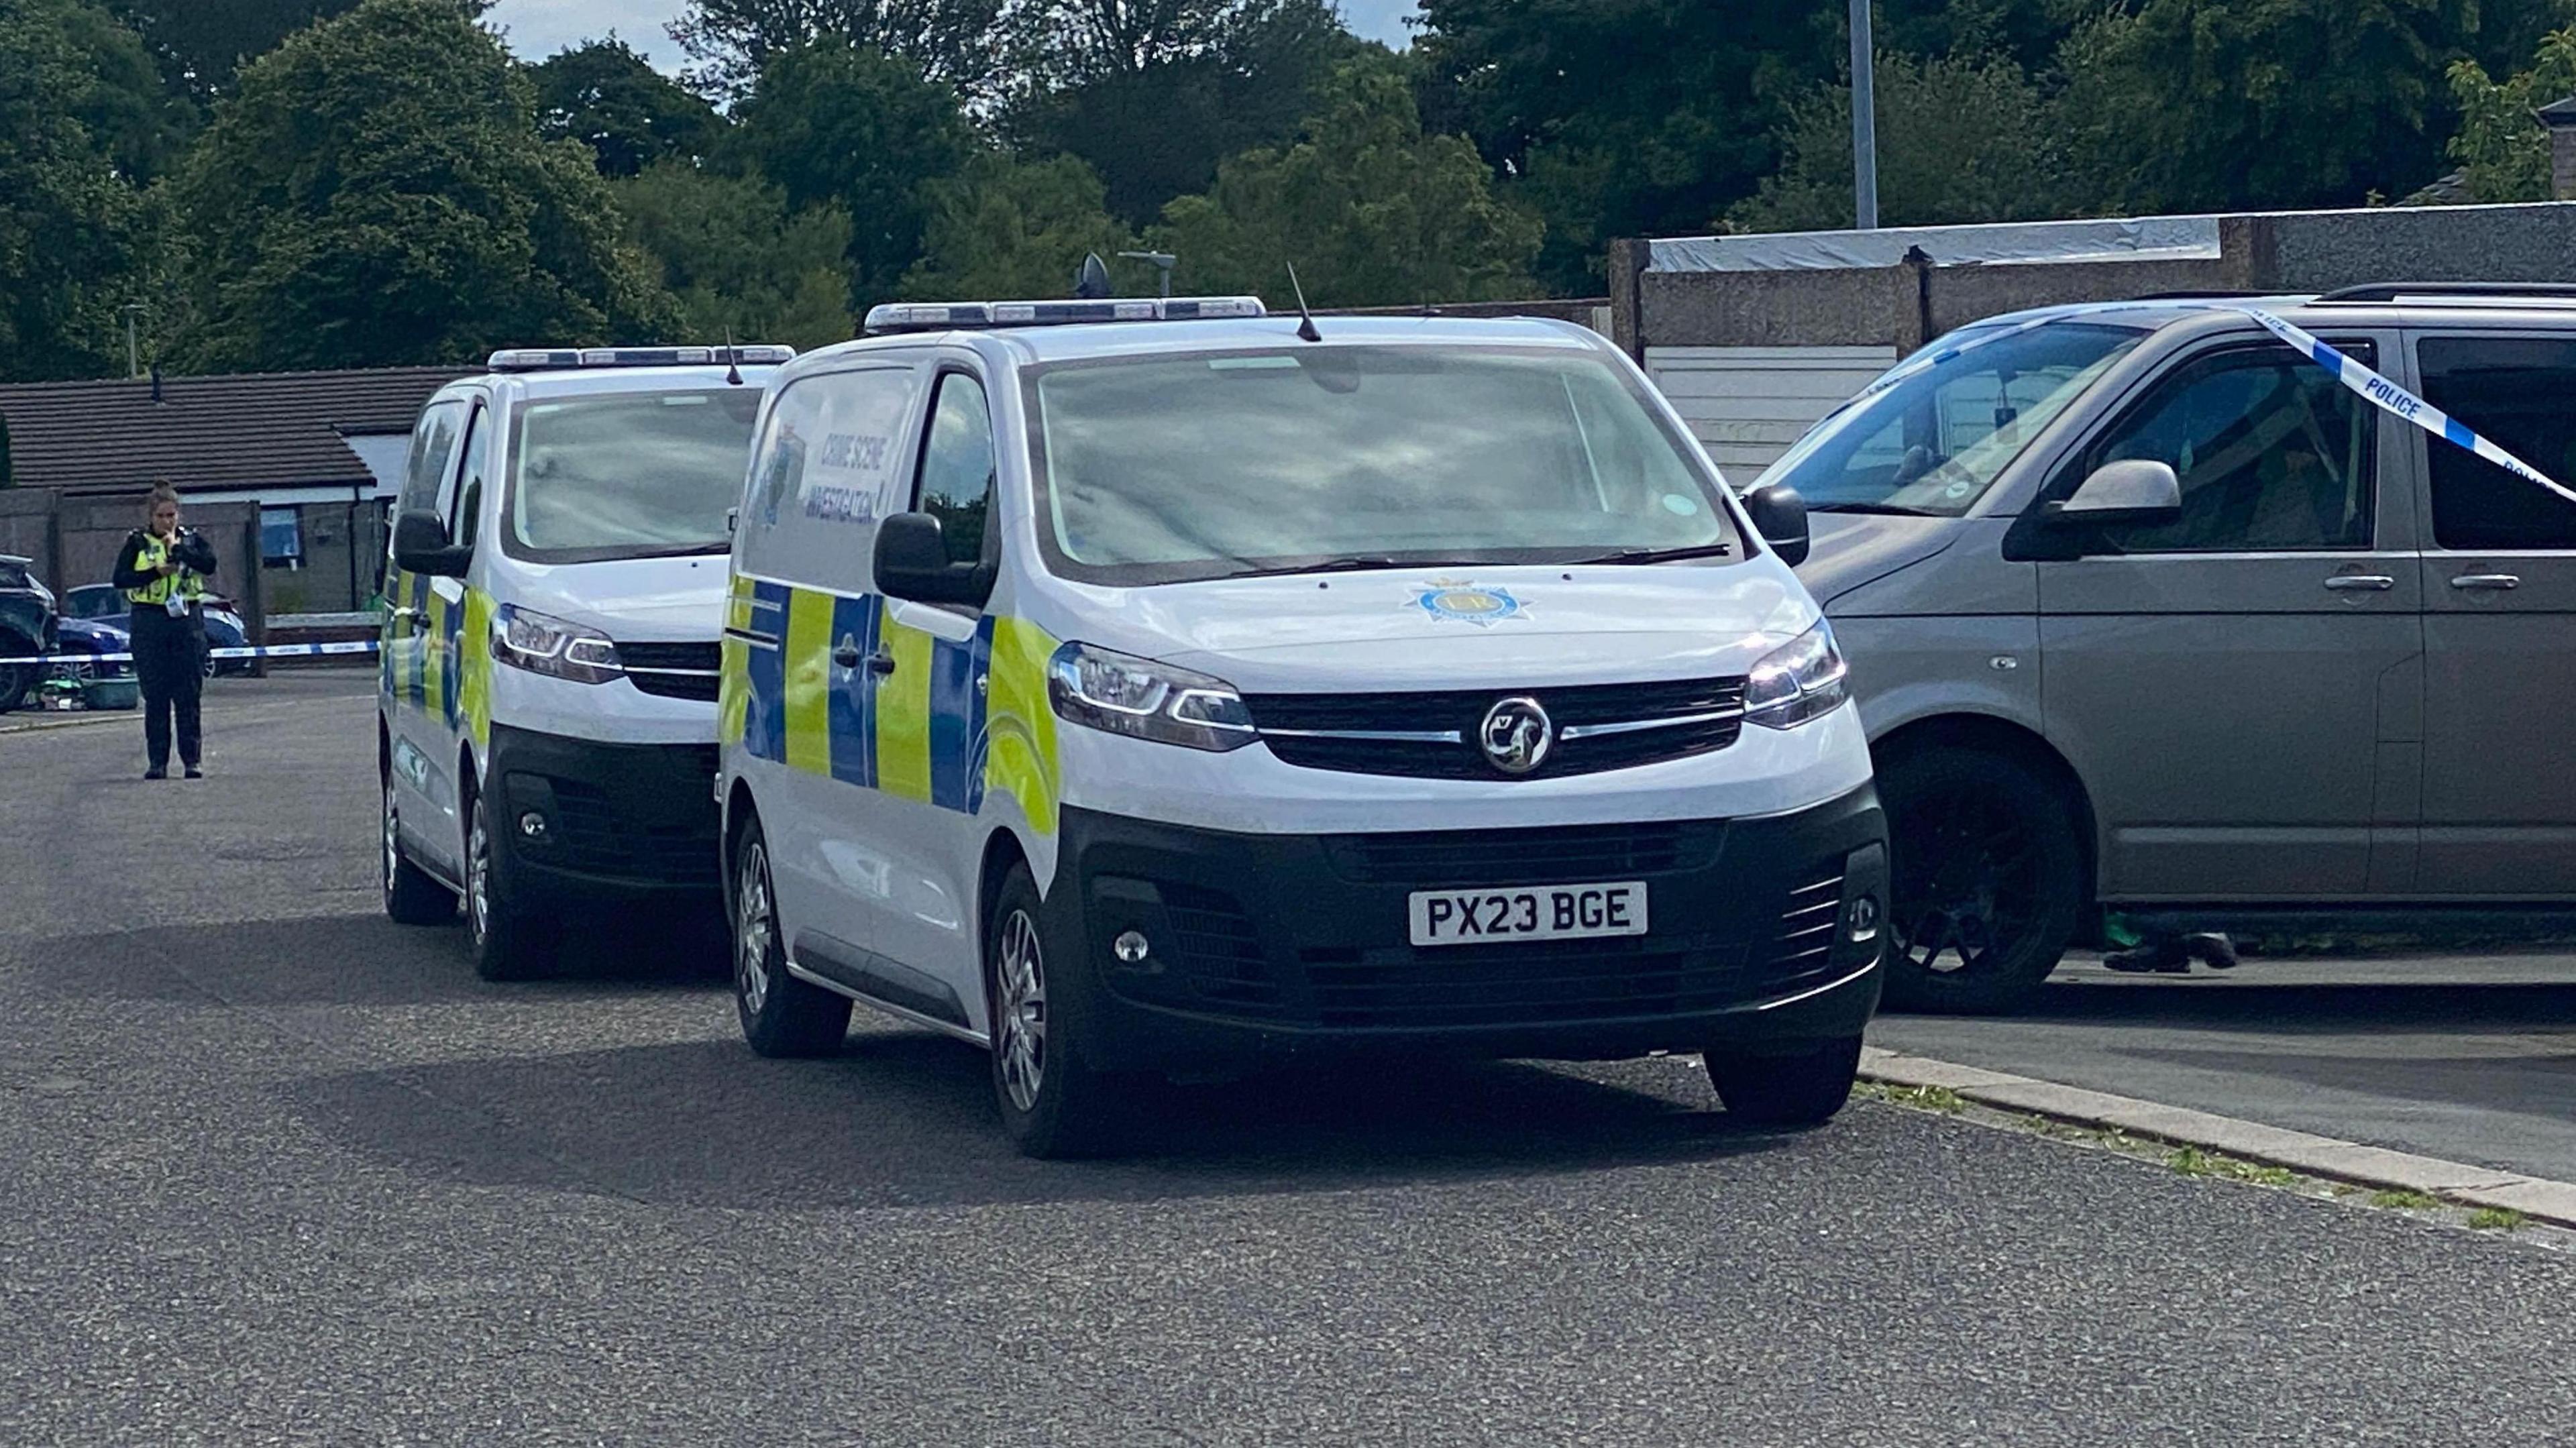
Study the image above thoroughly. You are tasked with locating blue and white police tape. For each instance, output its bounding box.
[1829,297,2576,506]
[0,639,381,667]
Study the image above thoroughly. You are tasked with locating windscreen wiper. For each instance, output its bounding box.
[619,542,733,560]
[1807,501,1940,516]
[1568,543,1735,565]
[1226,557,1489,579]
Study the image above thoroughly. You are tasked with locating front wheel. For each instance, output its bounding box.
[1705,1036,1863,1127]
[987,862,1132,1159]
[466,785,557,981]
[1878,746,2086,1014]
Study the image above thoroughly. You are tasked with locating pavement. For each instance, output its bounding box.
[8,674,2576,1445]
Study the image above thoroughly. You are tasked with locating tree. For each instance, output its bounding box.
[1002,0,1361,227]
[1147,60,1542,307]
[2052,0,2503,214]
[108,0,368,99]
[168,0,675,371]
[731,41,973,311]
[616,162,855,350]
[1730,49,2077,234]
[902,152,1138,300]
[2445,25,2576,203]
[529,37,720,177]
[0,0,158,381]
[668,0,1006,96]
[1413,0,1836,294]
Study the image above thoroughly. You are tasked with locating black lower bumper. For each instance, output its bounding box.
[486,724,722,903]
[1049,785,1887,1070]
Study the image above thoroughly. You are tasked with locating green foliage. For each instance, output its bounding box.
[902,152,1138,300]
[2445,27,2576,203]
[732,41,974,311]
[167,0,676,371]
[107,0,367,99]
[1414,0,1833,292]
[1731,50,2076,234]
[1001,0,1362,228]
[670,0,1006,97]
[616,161,855,351]
[0,0,158,381]
[530,38,719,178]
[2052,0,2486,213]
[1147,59,1542,307]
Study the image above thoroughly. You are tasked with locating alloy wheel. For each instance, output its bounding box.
[996,908,1046,1113]
[1892,785,2041,977]
[380,784,400,899]
[736,841,775,1017]
[467,805,491,946]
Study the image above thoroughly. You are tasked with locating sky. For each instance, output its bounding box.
[482,1,1422,72]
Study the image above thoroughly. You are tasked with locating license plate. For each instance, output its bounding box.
[1407,881,1650,947]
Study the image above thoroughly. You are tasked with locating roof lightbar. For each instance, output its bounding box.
[485,344,798,372]
[862,296,1267,335]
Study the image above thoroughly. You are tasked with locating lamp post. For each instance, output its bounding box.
[121,303,147,378]
[1850,0,1879,231]
[1119,250,1179,298]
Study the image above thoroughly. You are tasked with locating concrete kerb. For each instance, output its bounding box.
[1861,1046,2576,1227]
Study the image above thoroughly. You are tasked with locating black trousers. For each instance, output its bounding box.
[130,606,205,770]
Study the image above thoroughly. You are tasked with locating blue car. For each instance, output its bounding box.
[63,582,252,677]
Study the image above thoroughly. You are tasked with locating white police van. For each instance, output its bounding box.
[379,345,791,979]
[716,298,1886,1155]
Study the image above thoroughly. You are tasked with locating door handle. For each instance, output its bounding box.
[2450,573,2522,591]
[832,637,861,669]
[865,649,897,677]
[2324,574,2395,592]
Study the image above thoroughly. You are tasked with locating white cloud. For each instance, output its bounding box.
[482,0,1419,72]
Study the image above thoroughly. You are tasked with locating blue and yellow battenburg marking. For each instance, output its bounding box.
[723,575,1059,832]
[379,572,493,748]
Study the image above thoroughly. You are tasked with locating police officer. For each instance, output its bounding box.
[112,484,219,779]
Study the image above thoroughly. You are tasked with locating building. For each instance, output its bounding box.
[0,366,466,614]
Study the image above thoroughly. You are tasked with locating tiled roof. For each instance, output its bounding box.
[0,366,472,493]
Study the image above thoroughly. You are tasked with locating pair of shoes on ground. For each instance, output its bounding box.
[142,766,205,780]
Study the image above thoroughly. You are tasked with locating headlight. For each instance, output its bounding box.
[1743,620,1849,729]
[1046,642,1256,752]
[491,604,621,685]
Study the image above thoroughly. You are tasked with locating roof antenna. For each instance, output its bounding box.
[1287,262,1322,343]
[722,327,743,386]
[1073,252,1112,300]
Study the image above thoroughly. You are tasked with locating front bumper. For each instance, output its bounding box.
[485,723,722,902]
[1048,784,1888,1070]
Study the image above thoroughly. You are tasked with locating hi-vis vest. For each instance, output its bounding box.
[125,533,208,608]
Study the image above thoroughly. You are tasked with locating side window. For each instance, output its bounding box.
[445,404,492,549]
[2074,343,2375,554]
[913,373,995,569]
[397,402,464,519]
[2418,335,2576,551]
[737,364,922,588]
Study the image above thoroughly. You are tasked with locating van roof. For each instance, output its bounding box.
[788,312,1607,376]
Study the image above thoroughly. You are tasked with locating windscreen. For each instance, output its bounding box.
[1028,345,1737,586]
[1757,321,2146,516]
[507,388,763,559]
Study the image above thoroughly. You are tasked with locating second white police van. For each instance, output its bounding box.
[717,298,1887,1155]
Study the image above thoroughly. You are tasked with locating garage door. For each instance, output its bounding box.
[1646,345,1896,483]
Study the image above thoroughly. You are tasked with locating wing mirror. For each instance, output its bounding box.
[873,512,995,608]
[390,511,471,578]
[2043,459,2182,526]
[1743,484,1811,567]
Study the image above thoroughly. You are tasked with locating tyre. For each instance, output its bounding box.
[1878,745,2086,1014]
[730,818,849,1057]
[1705,1035,1863,1127]
[465,784,557,981]
[0,659,29,714]
[381,779,456,926]
[987,862,1130,1159]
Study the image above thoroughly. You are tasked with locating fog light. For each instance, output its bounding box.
[1846,895,1880,944]
[1112,930,1150,964]
[517,810,548,840]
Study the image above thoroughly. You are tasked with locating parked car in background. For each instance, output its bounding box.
[1762,284,2576,1011]
[0,563,50,712]
[0,554,56,609]
[65,581,252,676]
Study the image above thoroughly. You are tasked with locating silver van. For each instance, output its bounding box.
[1753,285,2576,1011]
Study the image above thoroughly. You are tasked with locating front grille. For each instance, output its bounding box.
[616,640,721,702]
[1748,872,1846,993]
[540,747,720,886]
[1159,884,1288,1017]
[1295,936,1739,1029]
[1324,820,1723,890]
[1244,676,1746,780]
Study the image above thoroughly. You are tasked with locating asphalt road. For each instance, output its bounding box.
[7,675,2576,1445]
